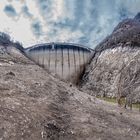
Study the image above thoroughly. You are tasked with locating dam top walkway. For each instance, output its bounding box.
[25,42,93,53]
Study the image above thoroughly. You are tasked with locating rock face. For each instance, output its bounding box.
[1,35,140,140]
[81,14,140,104]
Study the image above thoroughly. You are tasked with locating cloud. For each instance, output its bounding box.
[21,5,33,18]
[31,20,42,37]
[4,5,17,17]
[0,0,140,48]
[35,0,140,48]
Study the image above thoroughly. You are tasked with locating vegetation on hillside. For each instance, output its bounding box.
[0,32,24,52]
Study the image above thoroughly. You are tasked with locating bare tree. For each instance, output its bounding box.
[116,53,140,111]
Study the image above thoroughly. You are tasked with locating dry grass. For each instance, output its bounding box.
[97,96,140,110]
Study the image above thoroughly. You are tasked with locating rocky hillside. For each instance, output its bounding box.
[0,33,140,140]
[81,13,140,106]
[95,13,140,52]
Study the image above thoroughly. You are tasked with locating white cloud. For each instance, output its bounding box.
[0,0,140,48]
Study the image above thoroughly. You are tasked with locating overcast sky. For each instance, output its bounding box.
[0,0,140,48]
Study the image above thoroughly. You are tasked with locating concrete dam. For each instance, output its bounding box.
[25,43,93,84]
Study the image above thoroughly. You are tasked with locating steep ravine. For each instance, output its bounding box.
[0,44,139,140]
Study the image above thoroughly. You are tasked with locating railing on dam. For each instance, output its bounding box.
[25,42,94,84]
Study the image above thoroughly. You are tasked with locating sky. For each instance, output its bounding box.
[0,0,140,48]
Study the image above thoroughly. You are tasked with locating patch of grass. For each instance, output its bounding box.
[132,103,140,109]
[97,96,116,103]
[97,96,140,110]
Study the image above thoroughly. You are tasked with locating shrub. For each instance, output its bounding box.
[0,32,11,46]
[0,32,24,52]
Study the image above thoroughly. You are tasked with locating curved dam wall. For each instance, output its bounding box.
[25,43,93,84]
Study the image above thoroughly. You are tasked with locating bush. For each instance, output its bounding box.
[0,32,11,46]
[0,32,24,52]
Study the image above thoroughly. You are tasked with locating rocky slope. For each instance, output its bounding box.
[81,13,140,106]
[0,35,140,140]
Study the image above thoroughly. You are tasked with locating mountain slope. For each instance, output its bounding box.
[0,38,140,139]
[81,13,140,106]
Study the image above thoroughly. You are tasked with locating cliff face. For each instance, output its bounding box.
[81,13,140,103]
